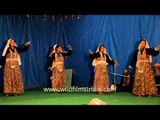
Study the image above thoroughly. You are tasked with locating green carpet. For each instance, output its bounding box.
[0,88,160,105]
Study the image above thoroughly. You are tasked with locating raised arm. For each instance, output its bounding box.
[16,41,31,53]
[62,45,72,57]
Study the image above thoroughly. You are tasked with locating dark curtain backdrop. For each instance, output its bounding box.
[0,15,160,89]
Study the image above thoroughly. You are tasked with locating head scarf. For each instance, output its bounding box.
[92,44,110,66]
[52,44,58,54]
[96,44,107,54]
[52,44,64,53]
[137,38,152,63]
[96,44,112,60]
[2,38,21,65]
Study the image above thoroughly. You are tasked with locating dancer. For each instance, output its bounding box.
[128,38,160,96]
[89,44,118,95]
[49,44,72,92]
[0,38,30,96]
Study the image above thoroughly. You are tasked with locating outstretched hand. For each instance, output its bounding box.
[157,44,160,49]
[25,41,31,46]
[154,63,160,68]
[114,60,119,65]
[48,67,53,71]
[49,48,54,57]
[89,50,94,54]
[67,45,72,50]
[127,65,132,69]
[155,44,160,51]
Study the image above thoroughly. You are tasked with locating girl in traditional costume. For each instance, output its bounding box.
[48,44,72,92]
[128,38,160,96]
[0,38,30,96]
[89,44,118,95]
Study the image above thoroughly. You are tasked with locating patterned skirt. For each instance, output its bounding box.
[133,62,158,96]
[51,67,66,92]
[93,64,109,92]
[4,61,24,94]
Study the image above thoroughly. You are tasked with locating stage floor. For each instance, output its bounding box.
[0,88,160,105]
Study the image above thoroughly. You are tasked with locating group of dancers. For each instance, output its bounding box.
[0,38,160,97]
